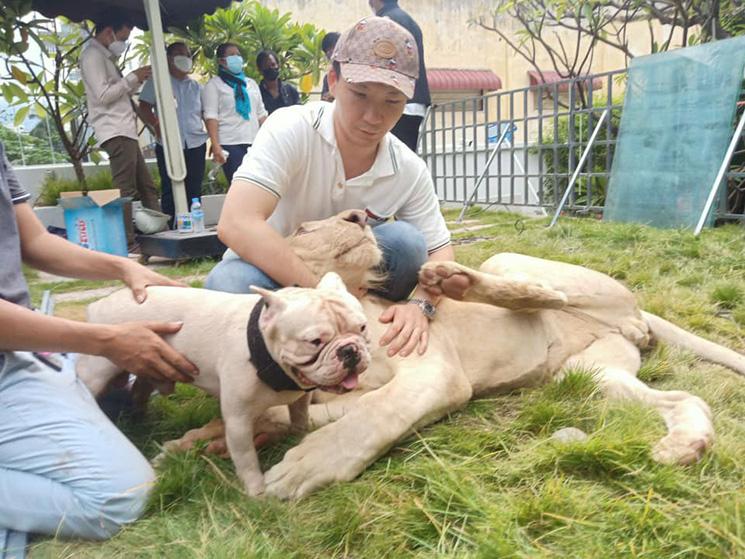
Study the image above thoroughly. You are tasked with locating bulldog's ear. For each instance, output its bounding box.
[252,286,287,331]
[317,272,348,293]
[251,286,287,311]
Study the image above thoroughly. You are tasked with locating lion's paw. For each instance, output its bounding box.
[652,428,712,465]
[264,430,360,500]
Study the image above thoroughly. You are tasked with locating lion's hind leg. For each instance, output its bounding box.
[562,334,714,466]
[419,261,567,310]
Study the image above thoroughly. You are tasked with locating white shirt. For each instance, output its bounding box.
[79,38,140,145]
[228,101,450,260]
[202,75,267,146]
[139,75,208,149]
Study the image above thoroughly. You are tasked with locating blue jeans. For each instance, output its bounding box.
[0,352,155,558]
[205,220,428,301]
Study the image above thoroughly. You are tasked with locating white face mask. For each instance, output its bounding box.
[108,40,128,56]
[172,55,193,73]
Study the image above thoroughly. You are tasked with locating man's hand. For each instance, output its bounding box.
[133,65,152,83]
[121,260,186,304]
[101,321,199,383]
[210,144,227,165]
[378,302,429,357]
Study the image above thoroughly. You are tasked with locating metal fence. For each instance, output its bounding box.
[419,69,745,223]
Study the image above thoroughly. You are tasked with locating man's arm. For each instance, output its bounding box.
[217,181,317,288]
[80,49,149,107]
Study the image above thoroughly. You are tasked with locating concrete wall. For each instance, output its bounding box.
[266,0,688,96]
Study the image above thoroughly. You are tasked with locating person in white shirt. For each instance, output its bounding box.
[79,10,160,251]
[206,16,454,359]
[139,42,208,226]
[202,43,268,184]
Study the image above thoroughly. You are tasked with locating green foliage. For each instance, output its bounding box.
[0,124,67,165]
[1,14,97,184]
[35,171,116,206]
[536,95,624,209]
[164,1,326,88]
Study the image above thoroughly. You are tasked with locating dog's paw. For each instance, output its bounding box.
[264,430,359,500]
[241,471,266,498]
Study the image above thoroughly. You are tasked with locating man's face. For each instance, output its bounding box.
[167,44,191,75]
[330,69,407,149]
[101,25,132,47]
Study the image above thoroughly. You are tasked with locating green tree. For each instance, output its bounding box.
[156,1,326,94]
[1,6,100,185]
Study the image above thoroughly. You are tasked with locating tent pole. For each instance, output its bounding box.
[143,0,188,218]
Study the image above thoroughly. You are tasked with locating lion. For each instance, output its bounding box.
[155,210,745,499]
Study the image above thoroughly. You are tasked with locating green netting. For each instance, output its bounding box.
[604,37,745,229]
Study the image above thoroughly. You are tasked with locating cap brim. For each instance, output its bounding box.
[340,62,415,99]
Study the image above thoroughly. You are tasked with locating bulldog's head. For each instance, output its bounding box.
[252,272,370,393]
[287,210,384,295]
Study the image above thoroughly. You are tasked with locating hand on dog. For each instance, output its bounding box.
[378,303,429,357]
[101,321,199,383]
[121,261,186,304]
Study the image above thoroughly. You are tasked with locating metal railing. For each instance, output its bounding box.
[419,70,626,216]
[419,70,745,225]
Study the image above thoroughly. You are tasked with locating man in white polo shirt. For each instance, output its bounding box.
[206,16,453,359]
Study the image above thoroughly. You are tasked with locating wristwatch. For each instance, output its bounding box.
[408,298,436,320]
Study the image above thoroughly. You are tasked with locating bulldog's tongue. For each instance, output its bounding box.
[341,372,359,390]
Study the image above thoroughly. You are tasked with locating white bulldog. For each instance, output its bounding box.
[76,272,370,496]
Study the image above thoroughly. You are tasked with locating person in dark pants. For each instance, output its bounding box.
[320,32,340,102]
[257,50,300,115]
[139,42,208,227]
[369,0,431,153]
[79,9,160,251]
[202,43,268,184]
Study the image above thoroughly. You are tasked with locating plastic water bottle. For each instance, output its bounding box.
[191,197,205,233]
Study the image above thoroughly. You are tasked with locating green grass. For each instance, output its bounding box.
[27,210,745,558]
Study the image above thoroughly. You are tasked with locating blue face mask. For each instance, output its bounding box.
[225,54,244,74]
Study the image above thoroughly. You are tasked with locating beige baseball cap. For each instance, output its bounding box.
[331,16,419,98]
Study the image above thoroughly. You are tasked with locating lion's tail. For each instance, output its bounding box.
[642,311,745,377]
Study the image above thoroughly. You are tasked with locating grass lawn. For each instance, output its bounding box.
[27,210,745,558]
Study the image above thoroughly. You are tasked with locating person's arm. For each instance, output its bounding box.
[80,49,150,107]
[254,82,269,126]
[217,182,317,288]
[0,299,196,383]
[15,203,180,303]
[9,203,198,382]
[202,80,226,163]
[137,79,160,138]
[377,164,454,358]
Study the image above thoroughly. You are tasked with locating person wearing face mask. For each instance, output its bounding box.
[79,9,161,252]
[202,43,268,184]
[256,50,300,116]
[138,42,208,227]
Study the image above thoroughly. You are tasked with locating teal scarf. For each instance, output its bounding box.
[218,67,252,121]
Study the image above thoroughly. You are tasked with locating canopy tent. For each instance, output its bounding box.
[31,0,232,217]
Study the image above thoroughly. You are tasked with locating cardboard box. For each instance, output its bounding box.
[58,189,131,256]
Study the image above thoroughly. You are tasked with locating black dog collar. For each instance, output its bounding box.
[247,299,313,392]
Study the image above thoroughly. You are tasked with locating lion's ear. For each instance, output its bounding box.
[317,272,348,293]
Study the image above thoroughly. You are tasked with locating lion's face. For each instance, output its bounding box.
[287,210,384,294]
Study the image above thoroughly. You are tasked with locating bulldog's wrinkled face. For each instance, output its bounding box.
[286,210,384,294]
[252,272,371,393]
